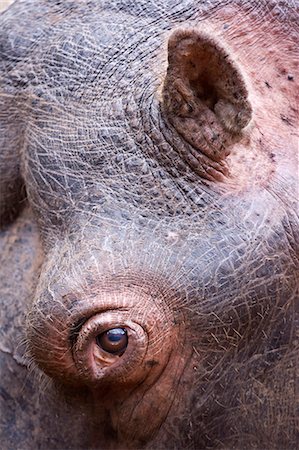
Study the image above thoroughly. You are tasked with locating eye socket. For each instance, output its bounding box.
[96,328,128,356]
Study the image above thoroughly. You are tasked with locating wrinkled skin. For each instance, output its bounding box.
[0,1,298,449]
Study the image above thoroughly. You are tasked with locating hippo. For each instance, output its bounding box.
[0,0,298,449]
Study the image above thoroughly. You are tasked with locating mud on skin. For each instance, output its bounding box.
[0,0,298,449]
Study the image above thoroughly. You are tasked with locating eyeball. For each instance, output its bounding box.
[72,311,149,385]
[96,328,128,355]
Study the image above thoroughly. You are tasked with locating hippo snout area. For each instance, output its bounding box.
[27,277,191,443]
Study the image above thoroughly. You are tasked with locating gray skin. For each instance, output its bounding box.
[0,0,298,449]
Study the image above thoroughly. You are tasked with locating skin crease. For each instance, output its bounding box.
[0,1,298,449]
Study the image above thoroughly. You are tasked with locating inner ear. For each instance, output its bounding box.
[162,29,252,172]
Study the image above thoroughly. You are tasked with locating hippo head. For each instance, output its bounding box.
[1,1,297,448]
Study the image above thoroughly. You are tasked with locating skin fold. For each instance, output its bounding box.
[0,1,298,449]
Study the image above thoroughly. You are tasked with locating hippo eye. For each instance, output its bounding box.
[96,328,128,355]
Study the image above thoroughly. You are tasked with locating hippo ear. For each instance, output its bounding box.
[162,29,252,167]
